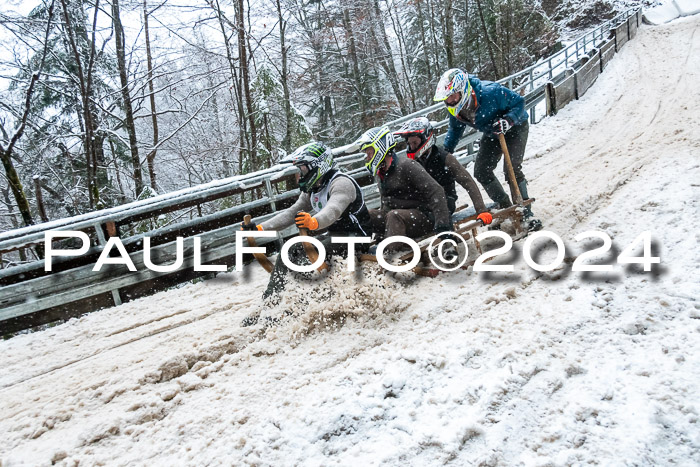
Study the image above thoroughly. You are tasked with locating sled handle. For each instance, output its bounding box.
[498,133,524,205]
[298,226,329,272]
[243,215,274,273]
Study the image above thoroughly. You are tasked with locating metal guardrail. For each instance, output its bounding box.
[0,8,641,329]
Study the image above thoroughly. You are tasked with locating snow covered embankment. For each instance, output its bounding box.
[1,14,700,467]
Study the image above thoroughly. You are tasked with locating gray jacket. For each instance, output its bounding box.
[261,176,357,231]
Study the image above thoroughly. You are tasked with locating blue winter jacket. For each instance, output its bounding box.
[443,77,528,153]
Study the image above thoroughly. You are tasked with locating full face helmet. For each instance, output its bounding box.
[433,68,476,118]
[280,142,336,192]
[394,117,435,160]
[354,126,397,176]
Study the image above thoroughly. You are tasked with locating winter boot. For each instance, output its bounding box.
[263,310,295,328]
[517,179,542,232]
[482,180,512,209]
[241,312,260,327]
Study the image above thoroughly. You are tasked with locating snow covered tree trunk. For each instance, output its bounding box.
[276,0,293,154]
[211,0,248,176]
[236,0,258,173]
[387,0,417,111]
[0,150,33,227]
[112,0,143,198]
[143,0,159,191]
[341,8,369,126]
[476,0,501,78]
[369,0,409,115]
[426,0,444,81]
[443,0,456,69]
[60,0,104,208]
[1,186,27,261]
[33,176,49,223]
[415,2,434,94]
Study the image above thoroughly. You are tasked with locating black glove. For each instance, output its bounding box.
[492,117,513,134]
[241,222,261,231]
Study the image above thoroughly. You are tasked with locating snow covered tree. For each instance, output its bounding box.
[252,63,313,169]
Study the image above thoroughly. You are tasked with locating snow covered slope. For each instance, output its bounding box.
[643,0,700,24]
[1,15,699,466]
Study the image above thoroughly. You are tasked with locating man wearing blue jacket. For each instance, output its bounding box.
[434,68,541,231]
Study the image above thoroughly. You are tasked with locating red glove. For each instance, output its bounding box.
[295,211,319,230]
[477,212,493,225]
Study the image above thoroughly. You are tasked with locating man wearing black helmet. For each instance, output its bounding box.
[241,141,371,315]
[354,125,452,247]
[394,117,492,227]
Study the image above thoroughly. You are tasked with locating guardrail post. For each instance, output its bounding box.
[264,178,277,212]
[264,177,285,249]
[93,222,122,306]
[577,38,582,60]
[545,81,555,116]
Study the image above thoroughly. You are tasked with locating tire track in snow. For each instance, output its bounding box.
[0,299,252,392]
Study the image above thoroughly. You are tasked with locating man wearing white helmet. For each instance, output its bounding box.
[434,68,542,231]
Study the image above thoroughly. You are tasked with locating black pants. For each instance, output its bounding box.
[474,121,529,186]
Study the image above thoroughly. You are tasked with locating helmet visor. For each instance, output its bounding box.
[356,126,394,176]
[447,84,473,117]
[407,135,422,152]
[297,163,310,176]
[362,146,376,163]
[363,143,385,176]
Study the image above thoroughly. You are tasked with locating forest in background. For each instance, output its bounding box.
[0,0,636,236]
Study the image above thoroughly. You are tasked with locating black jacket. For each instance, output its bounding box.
[377,155,451,230]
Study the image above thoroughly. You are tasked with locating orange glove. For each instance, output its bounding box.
[477,212,493,226]
[241,223,263,231]
[295,211,319,230]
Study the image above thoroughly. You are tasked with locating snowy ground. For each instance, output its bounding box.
[2,15,700,467]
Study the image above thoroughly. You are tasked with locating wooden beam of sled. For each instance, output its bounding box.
[243,215,274,273]
[396,229,476,264]
[298,227,329,272]
[499,133,524,205]
[358,254,439,277]
[393,202,540,273]
[452,199,535,229]
[395,217,486,264]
